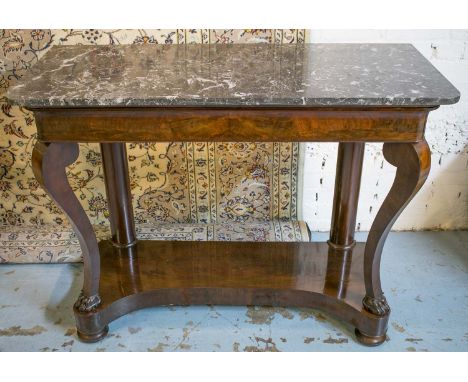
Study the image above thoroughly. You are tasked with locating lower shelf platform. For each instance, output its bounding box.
[74,240,389,345]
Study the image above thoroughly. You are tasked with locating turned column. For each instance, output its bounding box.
[324,246,353,299]
[328,142,365,249]
[100,143,137,247]
[325,142,364,300]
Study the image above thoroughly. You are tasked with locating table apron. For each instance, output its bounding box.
[32,107,432,143]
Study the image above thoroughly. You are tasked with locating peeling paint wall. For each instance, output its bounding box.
[303,30,468,231]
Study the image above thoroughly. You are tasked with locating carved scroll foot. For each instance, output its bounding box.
[362,295,390,316]
[74,291,102,313]
[363,139,431,314]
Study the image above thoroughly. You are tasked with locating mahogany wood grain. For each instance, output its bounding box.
[32,107,431,143]
[73,240,389,345]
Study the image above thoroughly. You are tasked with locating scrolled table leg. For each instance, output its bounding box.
[358,139,431,345]
[32,141,106,341]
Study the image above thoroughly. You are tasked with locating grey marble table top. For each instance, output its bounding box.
[6,43,460,108]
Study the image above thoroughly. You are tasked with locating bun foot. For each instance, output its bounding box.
[77,325,109,343]
[355,328,387,346]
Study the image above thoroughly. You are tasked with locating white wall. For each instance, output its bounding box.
[302,30,468,231]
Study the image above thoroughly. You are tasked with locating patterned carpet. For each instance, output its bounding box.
[0,29,308,263]
[0,221,310,263]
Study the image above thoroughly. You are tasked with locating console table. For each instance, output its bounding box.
[7,43,459,346]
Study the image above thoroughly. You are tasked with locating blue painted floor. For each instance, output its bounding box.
[0,231,467,351]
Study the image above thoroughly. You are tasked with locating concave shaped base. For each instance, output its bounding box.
[74,240,389,344]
